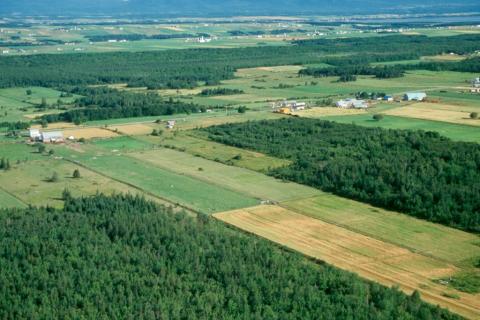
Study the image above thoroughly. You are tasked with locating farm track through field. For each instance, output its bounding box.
[215,205,480,319]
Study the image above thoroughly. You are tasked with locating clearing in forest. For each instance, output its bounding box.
[214,205,480,319]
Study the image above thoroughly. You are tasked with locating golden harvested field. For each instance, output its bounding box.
[111,123,156,135]
[283,195,480,266]
[63,127,120,139]
[214,205,480,319]
[297,107,366,118]
[384,103,480,126]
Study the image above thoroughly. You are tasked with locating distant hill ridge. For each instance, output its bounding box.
[1,0,479,17]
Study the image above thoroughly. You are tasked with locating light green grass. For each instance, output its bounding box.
[59,149,258,213]
[92,136,154,152]
[0,142,43,161]
[128,147,317,203]
[0,188,26,209]
[322,114,480,143]
[0,158,154,208]
[139,132,290,172]
[0,87,81,122]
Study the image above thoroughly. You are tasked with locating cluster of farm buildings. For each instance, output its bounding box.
[29,129,66,143]
[274,91,429,114]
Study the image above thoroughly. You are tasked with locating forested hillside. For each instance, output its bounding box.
[0,34,478,90]
[0,193,460,319]
[204,119,480,232]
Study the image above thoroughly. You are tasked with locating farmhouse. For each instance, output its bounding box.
[336,98,368,109]
[404,92,427,101]
[41,131,64,143]
[166,120,176,129]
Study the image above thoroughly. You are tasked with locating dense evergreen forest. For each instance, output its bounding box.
[0,193,460,319]
[0,34,478,89]
[203,119,480,232]
[41,87,202,123]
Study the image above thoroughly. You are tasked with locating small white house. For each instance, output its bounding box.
[166,120,176,129]
[404,92,427,101]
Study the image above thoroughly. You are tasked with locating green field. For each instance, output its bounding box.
[0,157,162,208]
[322,114,480,143]
[0,188,27,208]
[139,132,291,172]
[92,136,155,152]
[0,87,81,123]
[0,142,44,161]
[56,146,258,213]
[129,147,318,202]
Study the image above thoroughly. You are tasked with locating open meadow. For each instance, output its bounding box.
[54,145,259,213]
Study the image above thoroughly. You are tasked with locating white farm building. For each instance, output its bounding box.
[404,92,427,101]
[336,98,368,109]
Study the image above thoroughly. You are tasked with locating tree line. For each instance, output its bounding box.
[199,87,244,96]
[40,87,202,124]
[203,118,480,232]
[0,34,478,90]
[0,193,460,319]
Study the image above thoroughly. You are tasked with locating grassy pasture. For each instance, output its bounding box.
[0,87,81,123]
[0,158,157,208]
[128,147,314,202]
[57,148,258,213]
[214,205,480,320]
[140,132,290,172]
[0,188,27,208]
[323,114,480,143]
[0,142,43,161]
[92,136,155,152]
